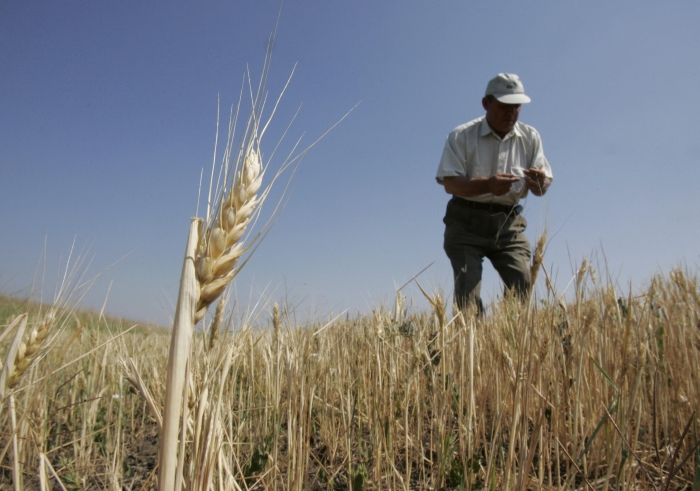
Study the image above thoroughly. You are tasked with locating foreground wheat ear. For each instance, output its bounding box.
[158,20,355,486]
[159,22,294,488]
[158,145,265,490]
[194,146,263,324]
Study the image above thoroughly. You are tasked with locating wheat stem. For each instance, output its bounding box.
[10,395,21,491]
[39,453,50,491]
[159,217,201,491]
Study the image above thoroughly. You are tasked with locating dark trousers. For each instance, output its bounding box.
[443,197,531,312]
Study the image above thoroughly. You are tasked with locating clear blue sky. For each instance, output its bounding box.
[2,2,699,325]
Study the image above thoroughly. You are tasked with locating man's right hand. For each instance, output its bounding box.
[486,173,521,196]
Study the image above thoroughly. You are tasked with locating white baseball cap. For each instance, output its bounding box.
[485,73,531,104]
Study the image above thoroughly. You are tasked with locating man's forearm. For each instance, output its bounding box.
[443,176,491,197]
[443,174,521,197]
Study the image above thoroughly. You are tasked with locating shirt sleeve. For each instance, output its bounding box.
[435,129,467,185]
[529,129,553,179]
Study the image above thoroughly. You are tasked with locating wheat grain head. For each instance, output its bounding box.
[194,147,263,324]
[1,312,57,394]
[530,231,548,293]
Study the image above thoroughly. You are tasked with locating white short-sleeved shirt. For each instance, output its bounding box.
[436,116,553,206]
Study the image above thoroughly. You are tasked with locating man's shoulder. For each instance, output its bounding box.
[448,117,484,137]
[514,121,542,141]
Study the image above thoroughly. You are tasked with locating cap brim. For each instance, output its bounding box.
[494,93,531,104]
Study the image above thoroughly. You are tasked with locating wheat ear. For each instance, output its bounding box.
[0,314,28,402]
[208,296,226,350]
[194,147,263,324]
[530,231,548,293]
[0,312,56,400]
[575,258,589,297]
[272,302,281,347]
[10,312,56,385]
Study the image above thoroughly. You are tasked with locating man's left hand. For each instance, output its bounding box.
[523,167,551,196]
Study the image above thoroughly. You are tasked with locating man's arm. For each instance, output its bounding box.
[523,129,552,196]
[443,174,521,197]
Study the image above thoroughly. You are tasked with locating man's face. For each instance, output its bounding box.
[482,97,521,137]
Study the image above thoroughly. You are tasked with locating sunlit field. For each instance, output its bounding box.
[1,264,698,490]
[3,18,700,489]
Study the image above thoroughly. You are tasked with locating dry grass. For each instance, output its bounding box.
[1,267,699,490]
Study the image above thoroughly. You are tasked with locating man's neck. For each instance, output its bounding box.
[485,117,509,139]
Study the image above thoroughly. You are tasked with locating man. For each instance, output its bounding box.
[436,73,553,312]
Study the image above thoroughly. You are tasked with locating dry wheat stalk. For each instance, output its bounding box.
[3,266,698,487]
[158,19,354,487]
[39,453,50,491]
[159,217,200,491]
[118,356,163,430]
[160,42,276,490]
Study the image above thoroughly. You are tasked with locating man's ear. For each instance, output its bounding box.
[481,96,490,111]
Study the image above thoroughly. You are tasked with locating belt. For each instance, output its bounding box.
[455,198,522,215]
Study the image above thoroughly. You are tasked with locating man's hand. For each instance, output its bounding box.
[486,173,521,196]
[523,167,551,196]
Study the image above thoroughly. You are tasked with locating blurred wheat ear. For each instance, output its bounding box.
[0,314,29,402]
[530,230,548,295]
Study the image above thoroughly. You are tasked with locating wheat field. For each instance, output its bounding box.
[2,33,699,490]
[1,265,698,490]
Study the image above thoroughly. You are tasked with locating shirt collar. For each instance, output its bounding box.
[479,117,523,140]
